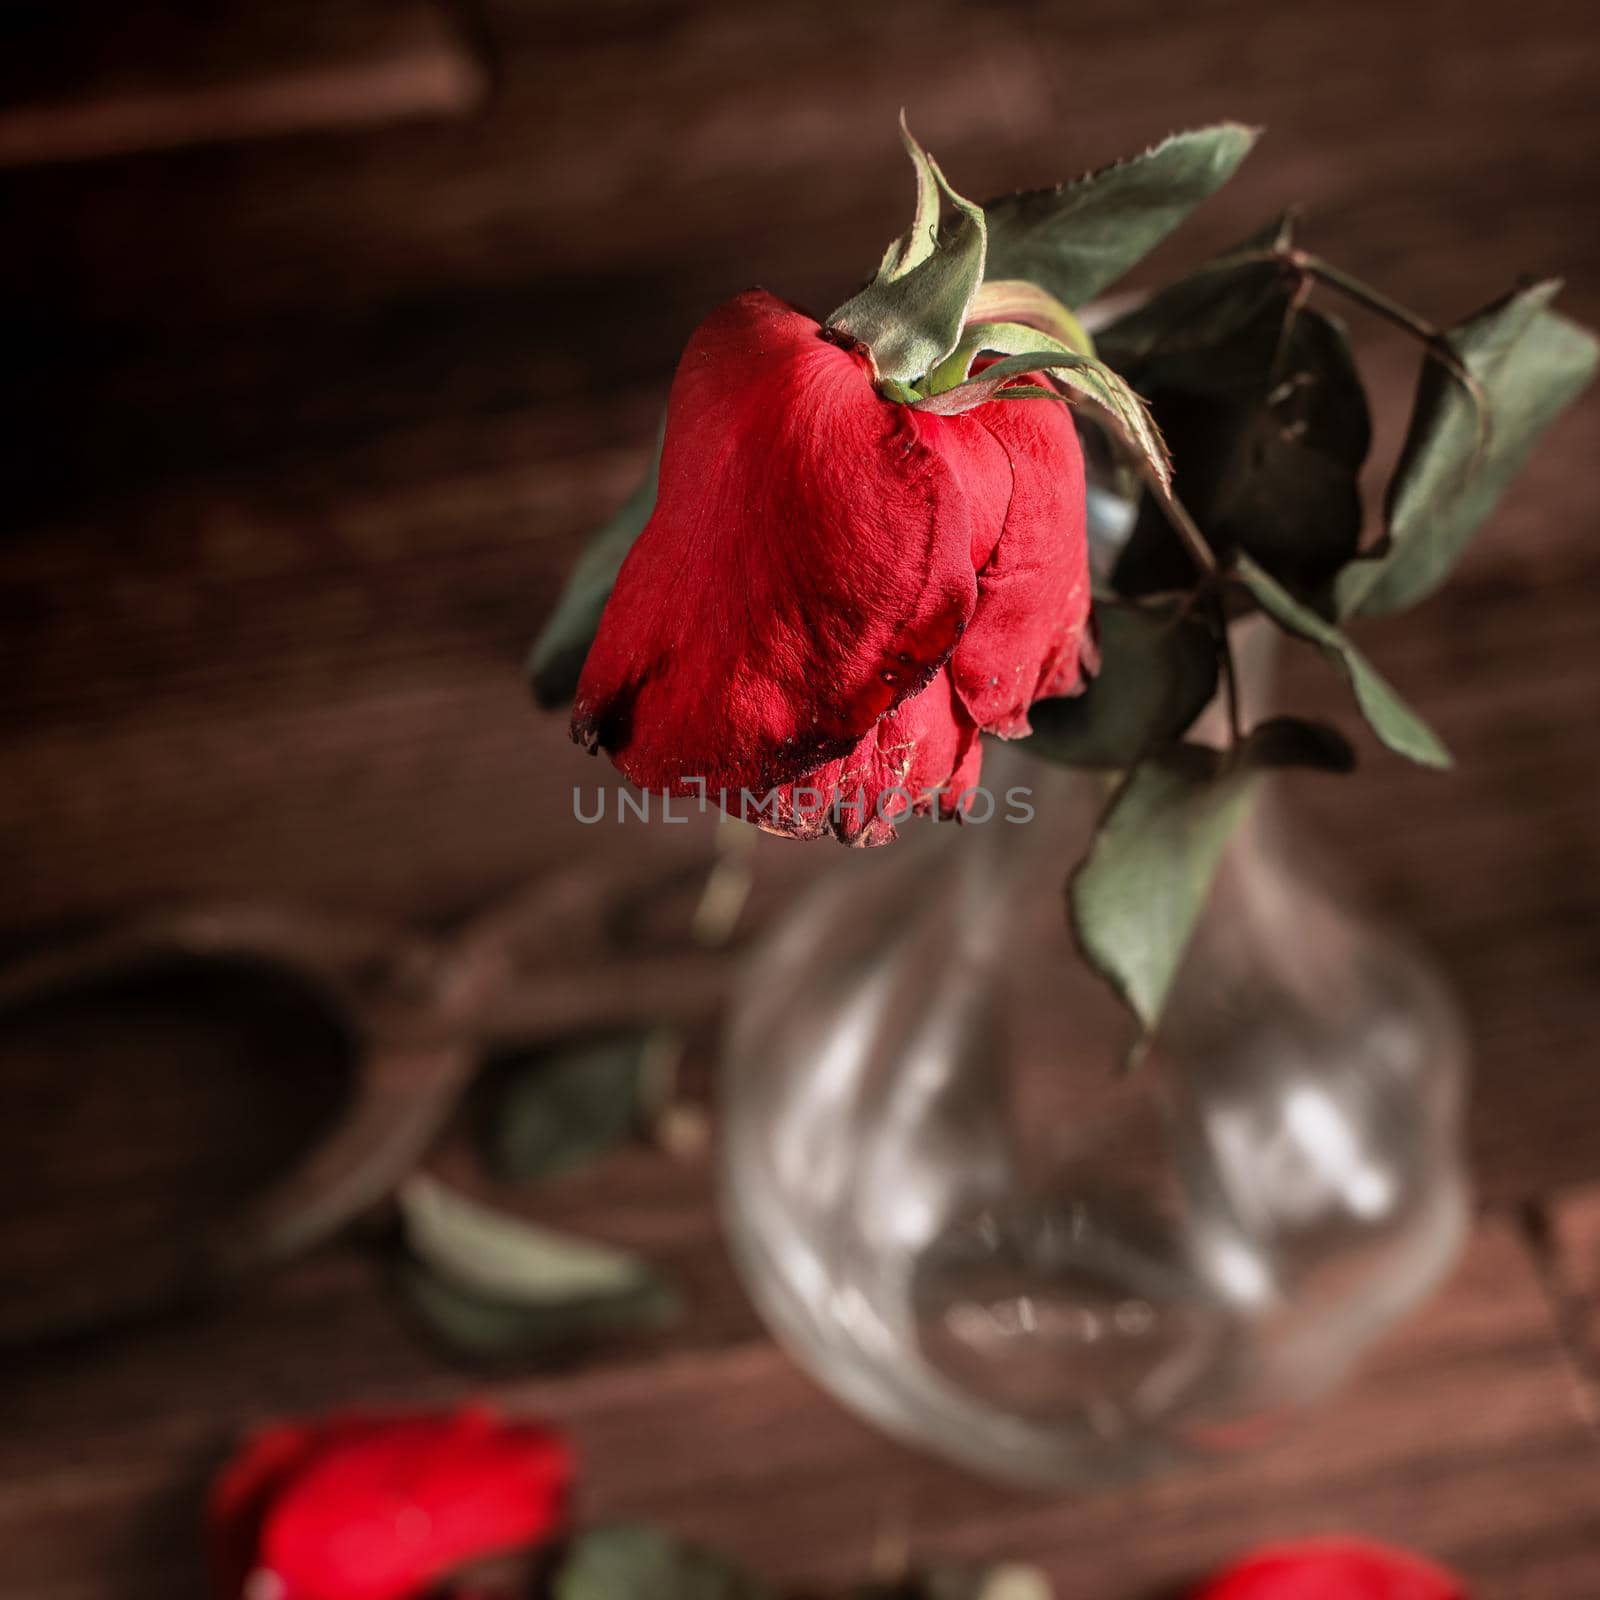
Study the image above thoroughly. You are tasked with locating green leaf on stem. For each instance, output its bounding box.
[554,1524,772,1600]
[980,124,1260,308]
[529,428,662,707]
[1133,311,1369,594]
[481,1032,655,1183]
[1335,281,1598,618]
[828,121,986,384]
[1093,212,1295,379]
[1239,714,1357,772]
[1069,704,1359,1036]
[1070,743,1259,1035]
[1100,225,1372,598]
[1023,598,1218,769]
[1233,554,1451,769]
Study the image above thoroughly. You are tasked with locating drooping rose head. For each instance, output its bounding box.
[1192,1538,1468,1599]
[571,289,1092,844]
[207,1408,571,1600]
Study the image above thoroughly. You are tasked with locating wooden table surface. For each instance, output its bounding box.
[2,2,1598,1595]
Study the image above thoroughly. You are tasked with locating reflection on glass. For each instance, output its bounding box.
[719,672,1468,1487]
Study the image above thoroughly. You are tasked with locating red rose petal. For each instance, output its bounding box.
[209,1409,571,1600]
[572,290,1014,796]
[764,667,981,844]
[1194,1538,1468,1600]
[949,382,1093,738]
[208,1416,387,1600]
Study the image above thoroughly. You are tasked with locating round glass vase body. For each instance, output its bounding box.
[717,645,1469,1489]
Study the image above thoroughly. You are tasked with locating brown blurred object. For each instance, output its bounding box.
[1,1,1598,1597]
[0,860,739,1348]
[0,2,486,167]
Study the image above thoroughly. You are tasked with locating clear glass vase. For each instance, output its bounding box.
[717,627,1470,1488]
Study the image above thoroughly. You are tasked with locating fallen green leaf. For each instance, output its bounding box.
[554,1524,771,1600]
[397,1256,681,1363]
[398,1173,660,1304]
[483,1033,653,1183]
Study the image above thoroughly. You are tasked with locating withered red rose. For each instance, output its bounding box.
[207,1408,571,1600]
[1193,1538,1468,1599]
[572,290,1092,843]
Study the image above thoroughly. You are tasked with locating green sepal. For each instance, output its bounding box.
[879,376,923,404]
[968,278,1095,358]
[1233,553,1451,769]
[980,123,1260,308]
[914,328,1170,490]
[1335,280,1598,617]
[828,122,986,384]
[876,109,944,282]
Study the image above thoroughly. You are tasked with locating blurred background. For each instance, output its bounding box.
[2,1,1598,1595]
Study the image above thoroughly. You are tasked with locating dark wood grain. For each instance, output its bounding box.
[1,1180,1597,1598]
[0,1,487,168]
[2,0,1599,1593]
[1546,1186,1600,1429]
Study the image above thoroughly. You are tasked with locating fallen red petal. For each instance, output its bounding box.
[209,1409,571,1600]
[1193,1537,1468,1600]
